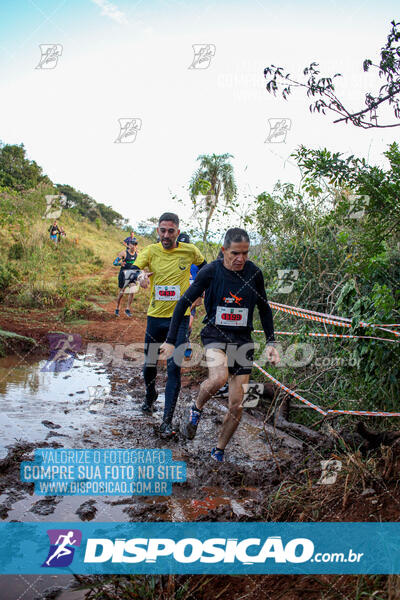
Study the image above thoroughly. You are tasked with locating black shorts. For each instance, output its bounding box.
[118,270,125,289]
[200,330,254,376]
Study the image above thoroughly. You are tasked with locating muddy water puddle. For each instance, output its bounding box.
[0,353,298,598]
[0,573,83,600]
[0,354,110,457]
[0,354,173,527]
[0,354,163,458]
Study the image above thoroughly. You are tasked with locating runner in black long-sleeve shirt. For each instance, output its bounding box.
[159,228,280,462]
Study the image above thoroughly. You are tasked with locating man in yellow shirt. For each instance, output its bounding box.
[131,212,206,438]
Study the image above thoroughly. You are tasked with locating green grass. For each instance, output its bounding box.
[0,185,150,310]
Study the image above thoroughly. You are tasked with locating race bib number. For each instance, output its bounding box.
[155,285,181,301]
[215,306,248,326]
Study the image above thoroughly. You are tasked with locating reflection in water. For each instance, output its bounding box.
[0,355,111,456]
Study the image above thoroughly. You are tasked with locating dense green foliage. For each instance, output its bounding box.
[55,183,126,227]
[0,142,50,190]
[253,144,400,421]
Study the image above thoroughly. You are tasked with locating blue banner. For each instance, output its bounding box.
[0,522,399,574]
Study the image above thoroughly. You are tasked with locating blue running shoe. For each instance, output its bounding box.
[125,309,132,318]
[211,447,224,462]
[115,309,120,316]
[184,405,202,439]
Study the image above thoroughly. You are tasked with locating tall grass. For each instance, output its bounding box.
[0,186,149,309]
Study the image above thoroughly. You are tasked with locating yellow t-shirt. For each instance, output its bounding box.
[134,242,205,317]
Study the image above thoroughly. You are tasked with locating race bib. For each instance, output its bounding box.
[215,306,248,326]
[155,285,180,301]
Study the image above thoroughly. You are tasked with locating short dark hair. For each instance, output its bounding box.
[177,232,190,244]
[159,212,179,226]
[223,228,250,249]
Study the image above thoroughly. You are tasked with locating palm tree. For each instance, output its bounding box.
[189,153,237,243]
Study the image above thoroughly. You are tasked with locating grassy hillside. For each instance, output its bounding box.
[0,183,149,313]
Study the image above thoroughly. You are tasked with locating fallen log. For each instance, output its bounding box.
[356,422,400,449]
[271,397,330,444]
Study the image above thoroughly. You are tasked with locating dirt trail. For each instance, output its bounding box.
[0,298,146,347]
[1,279,399,599]
[0,355,303,525]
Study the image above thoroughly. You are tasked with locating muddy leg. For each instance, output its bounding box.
[116,290,124,310]
[126,292,134,309]
[196,348,228,410]
[217,373,249,450]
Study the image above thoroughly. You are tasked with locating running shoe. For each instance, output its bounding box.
[159,421,175,439]
[210,447,224,462]
[141,399,157,414]
[184,405,202,439]
[125,309,132,318]
[115,309,119,316]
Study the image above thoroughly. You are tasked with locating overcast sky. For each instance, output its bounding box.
[0,0,398,233]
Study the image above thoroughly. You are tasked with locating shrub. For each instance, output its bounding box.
[14,281,62,308]
[63,299,92,321]
[0,262,18,300]
[8,242,24,260]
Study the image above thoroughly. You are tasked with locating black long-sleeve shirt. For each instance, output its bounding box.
[166,259,275,345]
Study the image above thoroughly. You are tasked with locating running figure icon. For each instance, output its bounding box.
[45,531,77,566]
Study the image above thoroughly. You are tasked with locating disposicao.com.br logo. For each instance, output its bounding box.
[83,536,362,565]
[1,522,393,575]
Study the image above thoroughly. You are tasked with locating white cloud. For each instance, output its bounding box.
[91,0,128,25]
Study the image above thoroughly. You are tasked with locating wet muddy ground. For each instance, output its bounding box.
[0,353,305,523]
[0,352,308,599]
[1,352,398,599]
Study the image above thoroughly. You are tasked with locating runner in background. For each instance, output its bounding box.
[57,226,66,243]
[125,213,207,438]
[159,227,280,461]
[123,231,137,248]
[114,240,139,317]
[49,221,60,244]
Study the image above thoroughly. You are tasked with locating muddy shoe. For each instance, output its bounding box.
[141,399,157,414]
[211,447,224,462]
[159,421,175,439]
[184,405,202,439]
